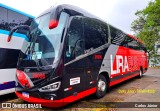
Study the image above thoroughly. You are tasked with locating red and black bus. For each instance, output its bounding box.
[12,4,148,108]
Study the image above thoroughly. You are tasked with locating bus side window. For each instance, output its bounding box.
[109,25,126,46]
[8,9,31,31]
[0,6,9,30]
[66,16,84,59]
[121,35,131,47]
[0,6,32,40]
[84,18,106,52]
[126,37,139,50]
[100,22,109,44]
[138,42,147,52]
[8,9,33,39]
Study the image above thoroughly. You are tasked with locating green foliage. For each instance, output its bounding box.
[131,0,160,66]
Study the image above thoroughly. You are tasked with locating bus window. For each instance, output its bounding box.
[138,42,147,52]
[0,7,8,30]
[84,18,107,51]
[100,22,109,43]
[125,37,139,50]
[66,16,84,59]
[109,25,126,46]
[8,9,32,34]
[0,6,32,35]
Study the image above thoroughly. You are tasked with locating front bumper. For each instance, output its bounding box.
[15,87,96,108]
[15,91,64,108]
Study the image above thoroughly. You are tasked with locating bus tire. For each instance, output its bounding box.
[96,75,108,98]
[139,69,143,78]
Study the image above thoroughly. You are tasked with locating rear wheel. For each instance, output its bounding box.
[139,69,143,78]
[96,75,108,98]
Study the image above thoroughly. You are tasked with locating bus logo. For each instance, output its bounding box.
[110,55,129,75]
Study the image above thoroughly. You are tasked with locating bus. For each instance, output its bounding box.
[0,4,33,95]
[13,4,148,107]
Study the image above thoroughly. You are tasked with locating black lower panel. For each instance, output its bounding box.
[0,48,21,69]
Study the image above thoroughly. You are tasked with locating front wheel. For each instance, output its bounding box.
[95,75,108,98]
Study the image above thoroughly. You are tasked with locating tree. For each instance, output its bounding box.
[131,11,146,34]
[131,0,160,66]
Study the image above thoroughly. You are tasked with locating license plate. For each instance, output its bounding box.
[22,92,29,98]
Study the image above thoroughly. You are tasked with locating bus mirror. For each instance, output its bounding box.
[7,36,11,42]
[49,6,62,29]
[8,25,31,42]
[48,5,83,29]
[8,28,16,42]
[49,19,59,29]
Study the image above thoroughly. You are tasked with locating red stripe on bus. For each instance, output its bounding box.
[110,73,139,86]
[15,87,96,108]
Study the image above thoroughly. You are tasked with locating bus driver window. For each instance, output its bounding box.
[66,16,84,59]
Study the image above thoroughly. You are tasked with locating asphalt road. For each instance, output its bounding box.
[0,68,160,111]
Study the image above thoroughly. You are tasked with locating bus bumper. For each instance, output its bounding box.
[15,87,96,108]
[15,91,64,108]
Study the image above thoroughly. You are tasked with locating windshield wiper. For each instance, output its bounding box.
[26,29,40,59]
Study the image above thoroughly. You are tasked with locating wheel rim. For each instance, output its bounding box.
[98,79,106,92]
[140,70,142,77]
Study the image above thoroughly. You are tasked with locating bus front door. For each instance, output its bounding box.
[63,16,86,101]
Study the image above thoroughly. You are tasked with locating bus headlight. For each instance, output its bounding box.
[39,82,61,92]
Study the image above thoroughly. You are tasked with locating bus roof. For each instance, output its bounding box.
[0,3,34,18]
[38,4,103,21]
[37,4,145,45]
[44,4,145,43]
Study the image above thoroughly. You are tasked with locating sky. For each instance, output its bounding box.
[1,0,151,34]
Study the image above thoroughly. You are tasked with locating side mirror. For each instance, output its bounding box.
[7,28,16,42]
[49,7,61,29]
[49,19,59,29]
[8,25,31,42]
[48,5,83,29]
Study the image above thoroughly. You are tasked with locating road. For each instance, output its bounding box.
[0,68,160,111]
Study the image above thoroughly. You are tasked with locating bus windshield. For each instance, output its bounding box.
[19,12,68,69]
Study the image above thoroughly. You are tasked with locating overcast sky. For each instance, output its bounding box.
[1,0,151,34]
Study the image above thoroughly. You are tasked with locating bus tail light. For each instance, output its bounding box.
[39,82,61,92]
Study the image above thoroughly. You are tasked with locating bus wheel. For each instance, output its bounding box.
[139,69,143,78]
[96,75,107,98]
